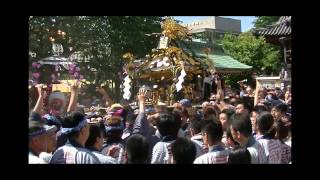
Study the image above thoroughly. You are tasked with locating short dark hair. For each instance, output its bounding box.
[56,131,68,149]
[171,138,196,164]
[252,105,267,114]
[231,114,252,137]
[99,122,107,138]
[237,99,252,113]
[85,124,103,148]
[126,111,137,127]
[126,134,149,164]
[202,120,223,143]
[62,111,85,139]
[190,120,204,135]
[230,98,239,106]
[263,101,273,111]
[226,126,239,147]
[221,109,235,122]
[274,120,289,140]
[156,112,181,137]
[228,147,251,164]
[274,103,287,113]
[29,120,45,138]
[203,106,217,119]
[106,129,123,144]
[256,111,275,138]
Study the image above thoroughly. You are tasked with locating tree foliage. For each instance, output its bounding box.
[221,32,281,88]
[253,16,281,29]
[222,32,281,75]
[29,16,163,100]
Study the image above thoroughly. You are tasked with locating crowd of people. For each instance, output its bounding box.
[29,73,292,164]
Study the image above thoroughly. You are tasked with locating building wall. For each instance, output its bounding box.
[184,16,241,33]
[184,17,215,30]
[215,16,241,33]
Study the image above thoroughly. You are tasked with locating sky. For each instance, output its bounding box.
[173,16,257,32]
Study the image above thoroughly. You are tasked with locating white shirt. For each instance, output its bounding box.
[151,140,175,164]
[39,152,53,164]
[247,138,268,164]
[101,143,125,164]
[190,134,205,158]
[29,151,47,164]
[91,151,118,164]
[50,143,100,164]
[194,145,229,164]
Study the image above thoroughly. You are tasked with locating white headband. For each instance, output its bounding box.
[60,118,88,135]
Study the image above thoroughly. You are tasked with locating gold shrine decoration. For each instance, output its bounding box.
[136,18,199,75]
[130,17,204,87]
[161,18,190,40]
[123,52,134,61]
[166,46,181,54]
[123,52,136,78]
[142,46,199,68]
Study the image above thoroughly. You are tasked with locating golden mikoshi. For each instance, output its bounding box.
[161,18,190,40]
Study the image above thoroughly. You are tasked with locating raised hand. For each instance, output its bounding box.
[138,87,147,103]
[67,81,80,112]
[138,87,147,113]
[70,80,80,93]
[35,84,46,98]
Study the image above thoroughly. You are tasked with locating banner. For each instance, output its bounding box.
[158,36,169,49]
[255,76,281,89]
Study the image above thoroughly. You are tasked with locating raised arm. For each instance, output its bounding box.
[33,84,46,115]
[67,81,80,113]
[138,88,147,113]
[254,82,260,106]
[132,88,151,137]
[216,76,224,100]
[215,76,226,111]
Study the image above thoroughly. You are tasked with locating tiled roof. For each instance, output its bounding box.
[180,41,252,72]
[196,53,252,72]
[257,16,291,36]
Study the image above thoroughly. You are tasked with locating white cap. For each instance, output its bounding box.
[49,92,66,109]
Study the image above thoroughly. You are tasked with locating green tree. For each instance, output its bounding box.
[221,32,281,88]
[253,16,281,29]
[29,16,162,101]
